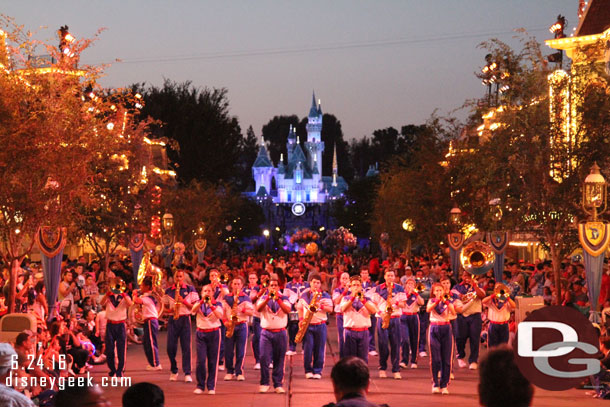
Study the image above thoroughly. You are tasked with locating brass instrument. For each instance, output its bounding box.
[131,253,166,326]
[460,241,495,275]
[381,283,394,329]
[356,291,364,301]
[269,291,277,300]
[174,285,182,319]
[203,295,212,304]
[415,282,426,293]
[109,277,127,294]
[295,290,321,344]
[494,282,510,298]
[442,294,451,302]
[262,280,269,289]
[220,273,230,285]
[226,294,239,338]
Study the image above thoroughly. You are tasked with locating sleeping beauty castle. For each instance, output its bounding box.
[249,94,348,231]
[251,93,348,204]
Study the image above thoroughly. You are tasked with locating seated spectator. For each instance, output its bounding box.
[478,345,533,407]
[122,382,164,407]
[0,342,35,407]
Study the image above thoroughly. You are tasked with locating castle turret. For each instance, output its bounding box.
[305,91,324,175]
[252,137,275,198]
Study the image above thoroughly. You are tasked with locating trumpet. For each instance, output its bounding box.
[262,280,269,289]
[415,282,426,293]
[356,291,364,301]
[109,277,127,294]
[494,283,510,298]
[203,295,212,304]
[269,291,277,300]
[220,273,230,284]
[442,294,451,302]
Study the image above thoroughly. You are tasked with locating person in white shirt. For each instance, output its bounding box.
[340,276,378,363]
[256,278,291,393]
[132,276,161,370]
[482,285,515,348]
[192,284,224,395]
[222,276,254,381]
[100,278,132,378]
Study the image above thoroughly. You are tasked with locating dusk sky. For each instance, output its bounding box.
[3,1,577,140]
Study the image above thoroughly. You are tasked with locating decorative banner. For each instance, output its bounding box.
[578,221,610,323]
[194,238,207,253]
[128,233,145,252]
[194,238,207,264]
[578,221,610,256]
[129,248,144,289]
[487,231,510,254]
[161,234,175,250]
[34,227,67,258]
[35,227,67,320]
[447,233,465,251]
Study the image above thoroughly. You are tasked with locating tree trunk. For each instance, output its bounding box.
[8,258,19,313]
[550,243,562,305]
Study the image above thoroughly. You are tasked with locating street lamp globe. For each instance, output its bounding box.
[263,229,270,238]
[450,206,462,225]
[162,213,174,232]
[583,162,607,220]
[402,219,414,232]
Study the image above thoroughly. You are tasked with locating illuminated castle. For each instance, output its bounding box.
[252,93,347,203]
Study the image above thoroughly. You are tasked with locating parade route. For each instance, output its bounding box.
[88,319,605,407]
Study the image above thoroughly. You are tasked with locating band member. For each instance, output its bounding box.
[360,268,377,355]
[165,269,199,382]
[441,276,462,379]
[209,268,230,370]
[298,274,333,379]
[192,285,224,395]
[452,271,485,370]
[428,283,456,395]
[415,270,432,357]
[132,276,161,370]
[223,276,254,381]
[482,285,515,348]
[332,272,351,358]
[100,280,132,377]
[375,269,405,379]
[244,270,262,369]
[341,276,378,362]
[284,268,309,356]
[256,277,290,393]
[400,277,424,369]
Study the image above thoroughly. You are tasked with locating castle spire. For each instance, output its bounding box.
[309,91,319,117]
[332,143,338,187]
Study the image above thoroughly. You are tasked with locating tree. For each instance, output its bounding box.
[236,126,261,191]
[449,34,610,303]
[261,115,302,165]
[332,175,378,238]
[0,20,126,311]
[371,120,452,254]
[73,93,162,275]
[133,80,243,186]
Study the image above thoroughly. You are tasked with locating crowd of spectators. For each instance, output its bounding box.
[0,247,608,405]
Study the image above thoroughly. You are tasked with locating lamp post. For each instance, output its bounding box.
[161,212,175,269]
[402,218,414,259]
[578,162,608,322]
[548,15,567,68]
[263,229,270,252]
[448,206,464,280]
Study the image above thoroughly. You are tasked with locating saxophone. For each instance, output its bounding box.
[225,294,239,338]
[381,282,394,329]
[295,290,321,344]
[173,285,182,319]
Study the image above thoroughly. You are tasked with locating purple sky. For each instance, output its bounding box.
[3,1,577,140]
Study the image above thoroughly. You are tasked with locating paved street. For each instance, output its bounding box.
[88,319,605,407]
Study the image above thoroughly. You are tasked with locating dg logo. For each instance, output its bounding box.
[513,305,600,391]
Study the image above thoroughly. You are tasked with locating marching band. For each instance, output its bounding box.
[114,251,519,396]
